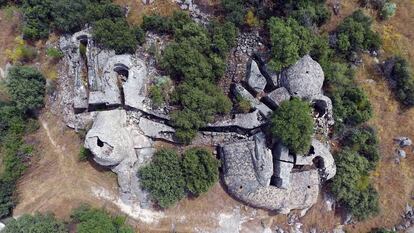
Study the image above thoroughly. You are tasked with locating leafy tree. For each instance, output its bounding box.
[267,17,314,71]
[92,19,138,54]
[273,0,330,27]
[342,126,380,170]
[331,150,380,220]
[21,0,53,40]
[221,0,246,26]
[335,10,382,57]
[139,149,186,208]
[387,56,414,106]
[3,213,67,233]
[142,14,172,33]
[182,148,220,196]
[271,98,314,154]
[71,205,134,233]
[6,66,45,113]
[50,0,89,33]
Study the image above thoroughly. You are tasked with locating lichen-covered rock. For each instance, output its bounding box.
[280,55,324,100]
[312,94,334,126]
[208,110,265,130]
[253,133,273,186]
[273,143,294,189]
[295,139,336,180]
[138,118,176,142]
[233,84,272,117]
[266,87,291,108]
[247,60,267,93]
[221,138,320,213]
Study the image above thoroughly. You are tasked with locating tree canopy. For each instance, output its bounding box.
[270,98,314,154]
[2,213,67,233]
[6,66,45,113]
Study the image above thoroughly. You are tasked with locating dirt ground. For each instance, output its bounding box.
[8,0,414,233]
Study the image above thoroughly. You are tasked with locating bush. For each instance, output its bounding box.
[342,126,380,169]
[380,1,397,20]
[267,17,314,71]
[158,13,236,143]
[3,213,67,233]
[71,205,134,233]
[6,37,37,64]
[221,0,246,26]
[46,47,64,60]
[335,10,382,57]
[322,62,372,132]
[387,56,414,106]
[92,19,138,54]
[182,148,220,196]
[142,14,172,33]
[236,95,251,113]
[139,149,186,208]
[78,147,91,162]
[50,0,89,33]
[6,66,45,113]
[271,98,314,154]
[331,149,380,220]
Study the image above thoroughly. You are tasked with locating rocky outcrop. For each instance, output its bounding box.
[295,139,336,180]
[84,110,156,206]
[273,143,294,189]
[208,110,265,130]
[138,118,175,143]
[247,60,267,93]
[221,136,320,213]
[280,55,324,100]
[266,87,291,108]
[233,84,272,117]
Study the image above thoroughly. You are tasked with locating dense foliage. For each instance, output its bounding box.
[182,148,220,196]
[19,0,143,53]
[267,17,314,71]
[323,62,372,132]
[331,149,379,220]
[3,213,67,233]
[139,149,186,208]
[342,126,380,170]
[386,56,414,107]
[0,66,45,218]
[139,148,220,208]
[273,0,330,27]
[6,66,45,113]
[271,98,314,154]
[334,10,382,58]
[221,0,246,26]
[71,205,134,233]
[144,12,237,143]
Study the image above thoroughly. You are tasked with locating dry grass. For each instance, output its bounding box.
[114,0,179,25]
[14,112,120,220]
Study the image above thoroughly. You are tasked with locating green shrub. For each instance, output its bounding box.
[71,205,133,233]
[380,2,397,20]
[221,0,246,26]
[370,228,395,233]
[342,126,380,170]
[271,98,314,154]
[6,66,45,113]
[158,14,235,143]
[78,147,91,162]
[273,0,331,27]
[387,56,414,106]
[335,10,382,57]
[182,148,220,196]
[92,19,138,54]
[322,62,372,132]
[139,149,186,208]
[236,95,251,113]
[50,0,89,33]
[149,85,164,107]
[3,213,67,233]
[331,149,380,220]
[267,17,314,71]
[46,47,64,60]
[142,14,172,33]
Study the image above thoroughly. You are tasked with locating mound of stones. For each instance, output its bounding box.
[58,27,337,214]
[219,55,337,213]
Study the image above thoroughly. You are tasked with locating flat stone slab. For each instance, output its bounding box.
[246,60,267,93]
[138,118,176,143]
[208,110,265,130]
